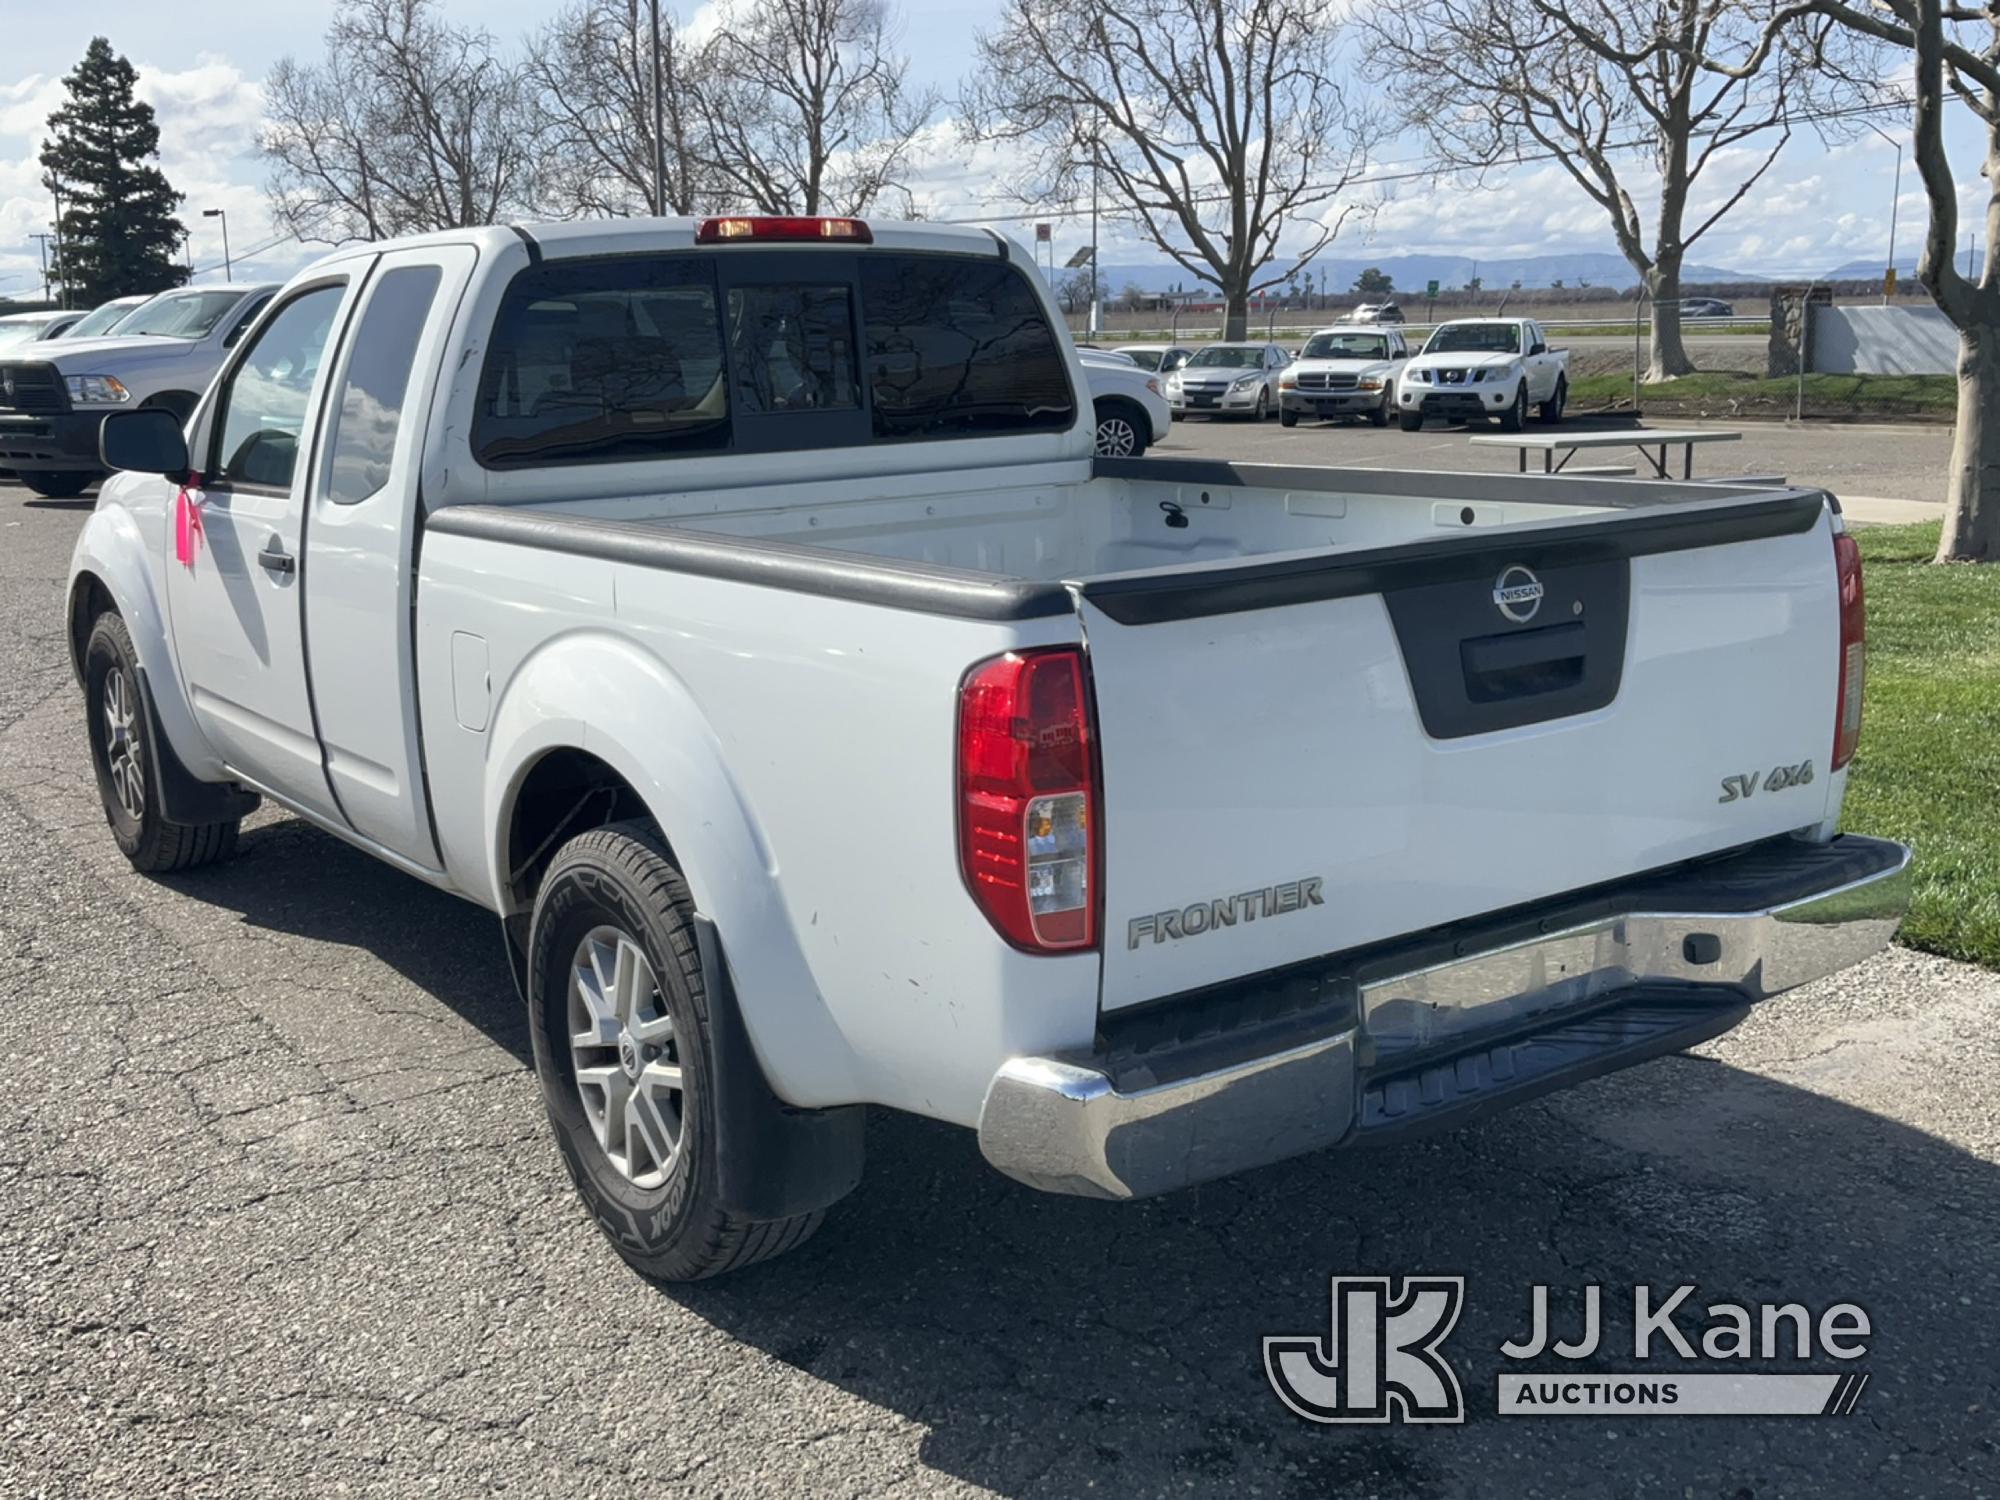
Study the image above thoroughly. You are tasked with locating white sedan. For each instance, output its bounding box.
[1164,341,1291,420]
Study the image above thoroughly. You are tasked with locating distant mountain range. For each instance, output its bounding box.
[1062,250,1929,295]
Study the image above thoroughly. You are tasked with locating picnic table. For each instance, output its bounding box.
[1469,428,1743,479]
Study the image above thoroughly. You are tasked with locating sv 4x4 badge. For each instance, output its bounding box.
[1718,760,1815,803]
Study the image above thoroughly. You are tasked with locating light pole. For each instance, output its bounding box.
[1087,133,1100,337]
[648,0,665,215]
[1863,121,1903,304]
[203,208,231,279]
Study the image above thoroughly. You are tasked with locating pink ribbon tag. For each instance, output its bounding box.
[174,474,205,567]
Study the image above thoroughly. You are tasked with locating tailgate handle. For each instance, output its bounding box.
[1460,622,1586,702]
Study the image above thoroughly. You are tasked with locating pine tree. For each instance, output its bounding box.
[39,38,189,306]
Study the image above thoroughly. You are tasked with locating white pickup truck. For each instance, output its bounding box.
[67,217,1908,1281]
[1398,316,1569,431]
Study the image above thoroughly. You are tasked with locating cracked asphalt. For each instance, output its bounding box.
[3,473,1997,1498]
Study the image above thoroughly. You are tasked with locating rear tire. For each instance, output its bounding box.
[1539,377,1568,425]
[1499,384,1528,433]
[1398,408,1424,432]
[83,612,240,873]
[528,821,823,1281]
[21,471,94,499]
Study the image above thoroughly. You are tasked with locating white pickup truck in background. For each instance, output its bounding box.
[1398,316,1569,431]
[68,216,1907,1281]
[0,283,277,497]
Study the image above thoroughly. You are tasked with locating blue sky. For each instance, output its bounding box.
[0,0,1982,300]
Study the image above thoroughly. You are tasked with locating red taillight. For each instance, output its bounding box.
[1832,529,1866,770]
[957,648,1100,952]
[694,215,873,245]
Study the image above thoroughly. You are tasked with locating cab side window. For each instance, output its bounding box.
[209,284,345,491]
[323,266,443,504]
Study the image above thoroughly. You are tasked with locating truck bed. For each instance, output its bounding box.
[441,457,1816,598]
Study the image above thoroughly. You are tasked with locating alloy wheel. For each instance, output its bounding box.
[567,925,684,1187]
[101,666,144,823]
[1095,415,1139,457]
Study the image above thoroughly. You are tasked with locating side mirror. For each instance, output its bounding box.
[1530,342,1548,356]
[100,408,190,480]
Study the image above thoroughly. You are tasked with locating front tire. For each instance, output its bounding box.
[1279,407,1298,428]
[21,471,94,499]
[1399,408,1425,432]
[1251,389,1269,421]
[1499,383,1528,433]
[528,821,823,1281]
[1539,376,1568,425]
[83,612,240,872]
[1370,393,1392,428]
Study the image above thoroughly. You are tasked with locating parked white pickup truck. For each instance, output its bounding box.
[0,282,277,497]
[1398,316,1569,431]
[68,216,1908,1280]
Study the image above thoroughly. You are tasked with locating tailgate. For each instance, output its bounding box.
[1079,490,1843,1012]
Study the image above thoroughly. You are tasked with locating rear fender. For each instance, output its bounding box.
[485,631,859,1107]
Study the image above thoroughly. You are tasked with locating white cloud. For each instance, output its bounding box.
[1,53,285,301]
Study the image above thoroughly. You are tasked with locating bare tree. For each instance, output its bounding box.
[968,0,1373,341]
[1727,0,1996,559]
[1051,268,1095,316]
[1373,0,1876,380]
[691,0,936,217]
[524,0,714,217]
[263,0,535,242]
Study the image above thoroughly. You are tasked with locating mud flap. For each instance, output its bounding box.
[134,668,261,826]
[695,915,866,1219]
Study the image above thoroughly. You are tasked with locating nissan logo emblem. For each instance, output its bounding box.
[1492,564,1545,624]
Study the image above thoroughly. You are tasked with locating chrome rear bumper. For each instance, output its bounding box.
[978,835,1912,1200]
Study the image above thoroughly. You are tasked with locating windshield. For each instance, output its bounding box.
[1117,348,1163,371]
[115,289,248,340]
[1186,345,1262,369]
[1425,323,1521,355]
[0,321,52,354]
[63,300,140,339]
[1303,332,1390,360]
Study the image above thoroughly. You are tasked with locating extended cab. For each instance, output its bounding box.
[1399,316,1568,431]
[1279,325,1411,427]
[0,282,276,497]
[68,218,1908,1281]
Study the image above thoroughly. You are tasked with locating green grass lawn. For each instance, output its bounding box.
[1840,522,2000,967]
[1568,371,1958,417]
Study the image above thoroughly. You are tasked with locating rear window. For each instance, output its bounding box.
[470,250,1074,468]
[859,258,1073,441]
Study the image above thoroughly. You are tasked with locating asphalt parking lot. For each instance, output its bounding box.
[3,440,1995,1496]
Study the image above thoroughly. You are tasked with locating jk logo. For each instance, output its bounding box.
[1265,1277,1466,1425]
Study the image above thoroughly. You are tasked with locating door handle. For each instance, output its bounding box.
[257,539,296,576]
